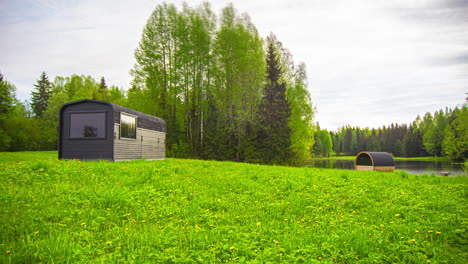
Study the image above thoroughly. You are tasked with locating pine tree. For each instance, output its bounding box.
[256,34,291,164]
[99,77,108,101]
[31,72,52,117]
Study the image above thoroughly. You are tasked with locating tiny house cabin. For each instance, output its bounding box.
[59,99,166,161]
[354,151,395,172]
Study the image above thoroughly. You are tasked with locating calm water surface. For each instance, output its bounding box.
[309,159,467,176]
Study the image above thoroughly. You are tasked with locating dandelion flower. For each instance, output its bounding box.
[415,230,420,234]
[395,214,400,217]
[70,232,74,236]
[401,237,405,240]
[230,246,235,251]
[125,228,129,231]
[106,241,112,245]
[380,224,385,228]
[81,223,86,226]
[318,256,322,260]
[34,231,39,235]
[275,241,280,245]
[256,222,261,227]
[428,230,433,234]
[343,241,347,245]
[390,221,394,224]
[436,232,441,235]
[411,239,416,243]
[6,251,11,255]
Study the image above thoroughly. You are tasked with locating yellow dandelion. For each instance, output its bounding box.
[428,230,433,234]
[195,225,202,230]
[181,197,188,200]
[415,230,420,234]
[369,233,373,237]
[343,241,347,245]
[125,228,129,231]
[275,241,280,245]
[284,219,288,222]
[401,237,405,240]
[81,222,86,226]
[356,257,359,260]
[6,251,11,255]
[142,220,146,223]
[333,257,337,260]
[395,214,400,217]
[106,241,112,245]
[380,211,383,213]
[427,260,431,263]
[256,222,261,227]
[390,221,394,224]
[436,232,441,235]
[411,239,416,243]
[34,231,39,235]
[349,221,353,223]
[318,256,323,260]
[70,232,74,236]
[230,246,235,251]
[380,224,385,228]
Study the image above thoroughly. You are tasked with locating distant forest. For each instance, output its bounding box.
[0,2,466,164]
[322,105,468,162]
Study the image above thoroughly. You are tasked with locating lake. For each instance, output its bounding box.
[309,158,467,176]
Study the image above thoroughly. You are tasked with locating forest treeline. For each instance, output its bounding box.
[0,3,314,165]
[322,105,468,161]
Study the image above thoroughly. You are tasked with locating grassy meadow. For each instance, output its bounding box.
[0,152,467,263]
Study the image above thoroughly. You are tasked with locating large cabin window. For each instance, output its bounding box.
[69,112,106,138]
[120,113,137,139]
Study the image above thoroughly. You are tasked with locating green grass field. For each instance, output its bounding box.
[1,152,467,263]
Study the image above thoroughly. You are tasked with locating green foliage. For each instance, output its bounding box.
[443,106,468,161]
[131,2,311,165]
[0,152,467,262]
[314,128,333,157]
[288,63,315,164]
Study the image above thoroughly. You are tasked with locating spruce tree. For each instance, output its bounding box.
[31,72,52,117]
[257,34,291,164]
[99,77,108,101]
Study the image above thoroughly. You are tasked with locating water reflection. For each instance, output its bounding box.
[308,159,467,176]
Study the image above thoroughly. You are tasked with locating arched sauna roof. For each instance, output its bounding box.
[60,99,166,132]
[355,152,395,167]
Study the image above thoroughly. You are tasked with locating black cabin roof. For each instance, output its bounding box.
[60,99,166,132]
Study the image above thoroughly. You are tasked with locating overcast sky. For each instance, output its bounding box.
[1,0,467,130]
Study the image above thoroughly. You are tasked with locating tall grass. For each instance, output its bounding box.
[0,152,467,263]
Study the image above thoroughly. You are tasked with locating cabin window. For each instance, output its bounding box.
[69,112,106,138]
[120,113,137,139]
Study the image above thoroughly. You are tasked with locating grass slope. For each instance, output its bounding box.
[0,152,467,263]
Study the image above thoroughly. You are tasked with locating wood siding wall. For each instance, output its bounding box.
[114,124,165,161]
